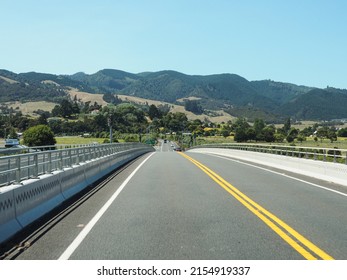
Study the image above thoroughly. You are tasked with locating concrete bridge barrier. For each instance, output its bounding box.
[0,186,22,244]
[190,148,347,186]
[14,172,64,228]
[60,164,87,200]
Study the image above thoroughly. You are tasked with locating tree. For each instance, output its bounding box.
[316,127,328,142]
[260,126,275,142]
[327,129,337,143]
[162,112,188,132]
[286,128,298,143]
[184,100,203,114]
[221,128,231,138]
[23,125,56,147]
[48,118,63,134]
[297,134,306,143]
[37,113,48,125]
[92,113,108,132]
[253,118,265,140]
[234,127,248,142]
[246,127,256,141]
[148,104,161,120]
[233,118,250,142]
[301,126,314,137]
[286,134,295,143]
[52,105,63,117]
[8,127,18,139]
[72,101,80,115]
[82,101,91,114]
[283,117,291,134]
[274,132,286,143]
[338,128,347,137]
[60,99,74,118]
[103,93,122,105]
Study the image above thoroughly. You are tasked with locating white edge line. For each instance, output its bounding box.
[200,152,347,198]
[58,152,155,260]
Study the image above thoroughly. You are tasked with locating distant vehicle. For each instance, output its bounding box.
[174,147,182,152]
[164,139,167,143]
[5,139,19,148]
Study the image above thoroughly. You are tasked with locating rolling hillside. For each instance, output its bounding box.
[1,68,347,121]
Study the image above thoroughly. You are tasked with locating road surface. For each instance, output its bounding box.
[8,140,347,260]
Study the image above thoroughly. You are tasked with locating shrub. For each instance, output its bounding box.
[23,125,56,147]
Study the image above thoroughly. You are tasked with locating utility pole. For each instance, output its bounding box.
[108,115,113,144]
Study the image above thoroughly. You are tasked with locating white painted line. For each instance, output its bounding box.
[205,152,347,198]
[58,152,155,260]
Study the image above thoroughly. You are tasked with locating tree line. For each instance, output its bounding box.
[228,117,341,143]
[1,96,346,146]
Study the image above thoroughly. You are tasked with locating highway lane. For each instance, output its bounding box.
[12,143,347,260]
[184,151,347,259]
[155,139,177,152]
[60,151,303,260]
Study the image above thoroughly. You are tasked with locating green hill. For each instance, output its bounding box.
[277,88,347,120]
[250,80,314,105]
[1,68,347,121]
[0,70,67,103]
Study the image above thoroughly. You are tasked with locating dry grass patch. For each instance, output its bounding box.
[66,89,235,122]
[0,75,18,84]
[117,95,234,122]
[6,101,57,115]
[67,88,108,106]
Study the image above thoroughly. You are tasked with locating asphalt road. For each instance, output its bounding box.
[13,141,347,260]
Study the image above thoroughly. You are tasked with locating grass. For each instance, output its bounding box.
[0,137,107,147]
[55,136,108,145]
[5,101,57,116]
[1,136,128,149]
[289,137,347,149]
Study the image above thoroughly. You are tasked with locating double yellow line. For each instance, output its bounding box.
[180,152,334,260]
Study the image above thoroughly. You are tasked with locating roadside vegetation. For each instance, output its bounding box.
[1,96,347,150]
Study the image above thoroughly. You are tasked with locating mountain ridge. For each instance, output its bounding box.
[1,68,347,121]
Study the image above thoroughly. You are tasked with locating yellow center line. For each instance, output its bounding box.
[179,152,334,260]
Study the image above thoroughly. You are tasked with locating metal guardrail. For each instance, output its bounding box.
[0,143,102,156]
[189,143,347,165]
[0,143,153,187]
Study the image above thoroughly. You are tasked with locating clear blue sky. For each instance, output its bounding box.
[1,0,346,89]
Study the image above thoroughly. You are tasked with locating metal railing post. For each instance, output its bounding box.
[47,152,52,173]
[68,149,72,167]
[27,155,30,180]
[42,153,46,174]
[33,153,38,178]
[59,150,63,170]
[82,147,86,162]
[7,158,10,185]
[76,148,80,165]
[15,156,21,184]
[333,150,336,163]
